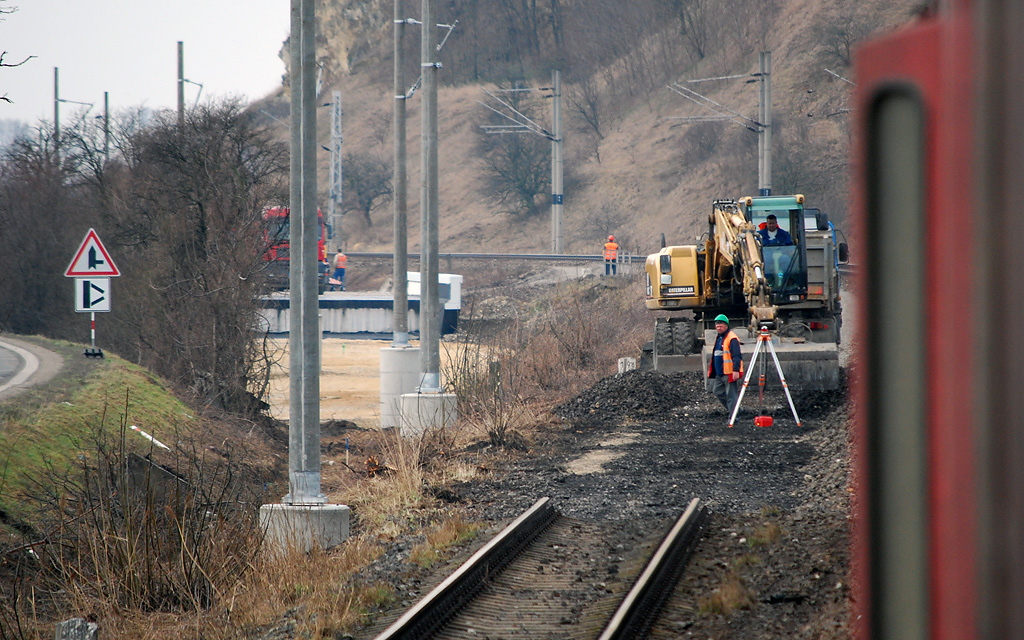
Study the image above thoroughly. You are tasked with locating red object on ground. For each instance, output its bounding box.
[754,416,773,428]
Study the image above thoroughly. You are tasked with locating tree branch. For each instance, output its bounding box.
[0,51,35,68]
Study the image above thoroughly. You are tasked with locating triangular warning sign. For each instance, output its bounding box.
[65,229,120,277]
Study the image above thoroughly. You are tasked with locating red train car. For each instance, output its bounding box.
[851,0,1024,637]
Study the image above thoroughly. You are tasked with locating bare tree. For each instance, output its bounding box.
[342,151,392,226]
[97,100,288,415]
[0,3,35,103]
[368,111,392,148]
[0,134,78,336]
[477,86,551,217]
[481,131,550,217]
[814,2,879,67]
[669,0,715,61]
[566,76,605,162]
[681,120,722,165]
[586,201,627,242]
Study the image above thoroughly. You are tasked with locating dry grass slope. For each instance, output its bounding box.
[258,0,921,257]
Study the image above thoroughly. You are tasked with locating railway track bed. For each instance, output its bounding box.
[351,368,852,639]
[365,498,707,640]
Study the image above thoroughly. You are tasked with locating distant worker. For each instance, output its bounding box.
[604,235,619,276]
[707,314,744,415]
[758,214,792,247]
[331,251,347,291]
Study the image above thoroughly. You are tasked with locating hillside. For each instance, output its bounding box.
[257,0,920,256]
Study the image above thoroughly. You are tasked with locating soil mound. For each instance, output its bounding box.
[554,370,712,428]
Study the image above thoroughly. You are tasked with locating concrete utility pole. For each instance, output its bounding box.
[103,91,110,165]
[550,69,563,253]
[478,73,564,253]
[393,0,409,346]
[177,42,185,127]
[758,51,772,196]
[668,51,773,195]
[53,68,59,150]
[289,0,324,504]
[260,0,348,555]
[396,0,456,436]
[380,0,423,433]
[328,91,343,252]
[419,0,440,392]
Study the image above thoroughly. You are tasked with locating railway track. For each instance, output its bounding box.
[370,497,707,640]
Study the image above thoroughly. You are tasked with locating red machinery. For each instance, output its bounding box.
[262,206,330,293]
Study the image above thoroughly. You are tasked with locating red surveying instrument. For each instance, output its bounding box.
[728,326,802,428]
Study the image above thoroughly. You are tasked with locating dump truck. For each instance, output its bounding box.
[643,194,848,390]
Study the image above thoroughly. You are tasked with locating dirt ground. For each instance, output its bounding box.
[266,337,479,428]
[266,337,396,428]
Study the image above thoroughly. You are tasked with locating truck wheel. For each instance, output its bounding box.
[672,322,696,354]
[655,322,673,356]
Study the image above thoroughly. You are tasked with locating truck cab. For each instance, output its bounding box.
[262,207,330,294]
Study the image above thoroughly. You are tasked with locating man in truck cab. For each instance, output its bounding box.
[708,314,744,415]
[759,214,792,246]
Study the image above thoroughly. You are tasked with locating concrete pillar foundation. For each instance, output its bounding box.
[400,391,457,437]
[259,503,350,554]
[380,346,421,430]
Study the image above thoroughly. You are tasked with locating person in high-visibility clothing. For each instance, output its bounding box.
[707,314,744,414]
[603,235,619,276]
[331,251,347,291]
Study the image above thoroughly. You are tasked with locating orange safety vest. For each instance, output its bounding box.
[604,242,618,261]
[708,330,744,377]
[334,253,347,269]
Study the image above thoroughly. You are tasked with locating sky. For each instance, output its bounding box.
[0,0,290,126]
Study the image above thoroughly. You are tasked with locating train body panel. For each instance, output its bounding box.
[851,3,985,638]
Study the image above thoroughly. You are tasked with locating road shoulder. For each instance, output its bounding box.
[0,335,64,401]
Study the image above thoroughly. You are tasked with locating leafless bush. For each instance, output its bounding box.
[104,100,285,416]
[1,394,262,637]
[682,121,723,166]
[446,317,533,448]
[449,277,652,443]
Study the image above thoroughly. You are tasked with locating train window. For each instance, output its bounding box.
[866,88,929,640]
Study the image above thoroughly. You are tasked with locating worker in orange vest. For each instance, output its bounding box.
[603,235,619,276]
[707,314,744,414]
[332,251,347,291]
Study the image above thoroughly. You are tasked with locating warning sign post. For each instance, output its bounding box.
[65,229,120,357]
[65,228,120,277]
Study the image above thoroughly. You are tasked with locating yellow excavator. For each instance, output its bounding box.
[643,194,847,391]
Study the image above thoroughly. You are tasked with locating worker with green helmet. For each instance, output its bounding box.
[708,314,744,414]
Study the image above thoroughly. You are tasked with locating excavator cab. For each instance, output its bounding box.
[741,195,809,303]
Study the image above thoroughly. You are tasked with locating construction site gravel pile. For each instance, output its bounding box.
[355,367,853,639]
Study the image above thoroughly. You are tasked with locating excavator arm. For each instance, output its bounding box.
[705,200,778,327]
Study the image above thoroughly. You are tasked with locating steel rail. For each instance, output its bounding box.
[597,498,708,640]
[344,251,647,264]
[373,497,558,640]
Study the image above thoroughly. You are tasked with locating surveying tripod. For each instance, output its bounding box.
[728,326,802,428]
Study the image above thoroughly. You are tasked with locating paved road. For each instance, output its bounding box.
[0,337,63,400]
